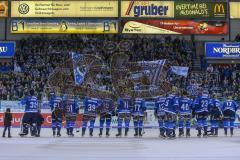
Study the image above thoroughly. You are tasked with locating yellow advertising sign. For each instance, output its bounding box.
[0,1,8,17]
[11,0,118,17]
[230,2,240,19]
[11,19,118,34]
[121,1,174,18]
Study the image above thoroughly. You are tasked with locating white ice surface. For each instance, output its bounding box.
[0,128,240,160]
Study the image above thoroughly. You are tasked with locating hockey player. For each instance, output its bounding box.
[193,91,212,137]
[62,94,79,137]
[99,98,115,137]
[116,96,133,137]
[82,96,102,137]
[164,93,179,139]
[49,92,63,137]
[178,91,193,138]
[132,98,146,137]
[222,96,238,136]
[36,110,44,137]
[155,95,167,138]
[19,90,39,137]
[209,94,222,136]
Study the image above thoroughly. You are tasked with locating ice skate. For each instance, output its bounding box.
[106,128,110,137]
[159,133,166,139]
[178,131,184,137]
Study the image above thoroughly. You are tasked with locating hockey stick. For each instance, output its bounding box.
[75,114,80,133]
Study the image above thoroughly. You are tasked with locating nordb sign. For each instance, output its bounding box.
[205,42,240,59]
[0,41,16,58]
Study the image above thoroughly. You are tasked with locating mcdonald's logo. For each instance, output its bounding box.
[214,3,225,15]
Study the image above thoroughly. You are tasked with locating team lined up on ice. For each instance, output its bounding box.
[17,89,239,139]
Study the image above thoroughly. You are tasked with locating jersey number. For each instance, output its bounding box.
[29,101,37,109]
[181,104,189,111]
[88,104,96,112]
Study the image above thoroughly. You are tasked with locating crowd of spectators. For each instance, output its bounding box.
[0,35,239,102]
[235,34,240,42]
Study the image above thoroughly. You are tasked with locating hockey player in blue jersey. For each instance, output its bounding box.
[178,91,193,138]
[155,95,167,138]
[116,96,133,137]
[99,98,115,137]
[62,94,79,137]
[19,90,39,137]
[222,96,238,136]
[132,98,146,137]
[164,93,179,139]
[193,91,212,137]
[82,96,102,137]
[209,94,222,136]
[49,92,63,137]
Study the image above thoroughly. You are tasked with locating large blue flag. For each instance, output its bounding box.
[171,66,189,77]
[71,52,86,85]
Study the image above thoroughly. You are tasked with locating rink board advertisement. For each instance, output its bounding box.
[10,19,119,34]
[121,1,174,18]
[174,2,227,18]
[1,111,240,128]
[122,20,228,35]
[205,42,240,59]
[230,2,240,19]
[0,1,8,17]
[0,41,15,58]
[0,111,158,128]
[11,0,118,17]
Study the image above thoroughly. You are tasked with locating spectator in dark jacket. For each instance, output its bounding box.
[36,110,44,137]
[2,108,12,138]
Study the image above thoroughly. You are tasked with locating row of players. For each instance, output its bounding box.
[19,90,239,139]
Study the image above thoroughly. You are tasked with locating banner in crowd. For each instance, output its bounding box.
[0,1,8,17]
[71,52,86,85]
[230,2,240,19]
[121,1,174,18]
[137,60,166,85]
[11,19,118,34]
[0,41,16,58]
[205,42,240,59]
[0,100,21,109]
[122,20,227,34]
[11,0,118,17]
[171,66,189,77]
[175,2,227,18]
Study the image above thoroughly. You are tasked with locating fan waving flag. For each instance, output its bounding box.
[137,59,166,85]
[71,52,86,85]
[171,66,189,77]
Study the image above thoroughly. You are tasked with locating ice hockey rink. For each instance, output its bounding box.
[1,128,240,160]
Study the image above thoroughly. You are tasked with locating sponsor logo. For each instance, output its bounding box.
[213,44,240,55]
[0,42,15,57]
[0,47,7,54]
[0,3,6,14]
[214,3,225,17]
[124,21,142,33]
[206,43,240,58]
[125,1,169,17]
[18,3,29,14]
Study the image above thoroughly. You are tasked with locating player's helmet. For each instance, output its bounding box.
[227,95,233,100]
[50,91,55,96]
[135,97,143,101]
[202,90,209,97]
[213,93,218,99]
[182,90,188,96]
[29,89,35,96]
